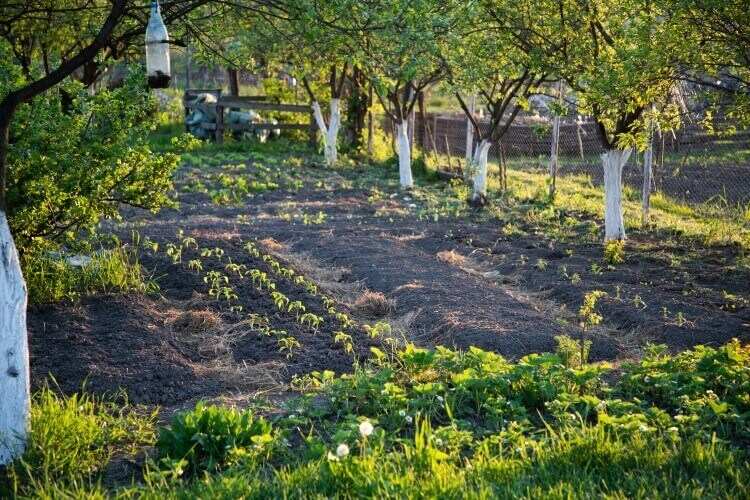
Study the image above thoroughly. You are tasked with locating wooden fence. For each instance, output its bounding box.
[183,89,317,145]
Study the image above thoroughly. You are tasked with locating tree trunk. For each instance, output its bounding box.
[601,149,632,241]
[311,99,341,166]
[344,67,368,151]
[465,94,476,167]
[227,68,240,96]
[367,83,374,156]
[548,81,563,198]
[0,210,29,466]
[471,139,492,203]
[396,121,413,188]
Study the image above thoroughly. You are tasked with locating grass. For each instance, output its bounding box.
[1,388,156,498]
[23,242,157,304]
[4,340,749,498]
[413,149,750,251]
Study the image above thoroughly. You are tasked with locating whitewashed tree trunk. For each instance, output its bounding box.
[0,211,29,465]
[471,139,492,202]
[311,99,340,166]
[396,121,413,188]
[601,149,633,241]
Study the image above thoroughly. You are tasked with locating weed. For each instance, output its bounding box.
[604,240,626,265]
[156,404,274,475]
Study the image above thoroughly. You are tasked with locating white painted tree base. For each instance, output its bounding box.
[311,99,340,166]
[471,139,492,202]
[0,211,29,465]
[396,121,413,188]
[601,149,632,241]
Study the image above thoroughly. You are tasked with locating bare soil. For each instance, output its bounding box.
[28,156,750,413]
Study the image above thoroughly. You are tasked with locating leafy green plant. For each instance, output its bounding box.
[604,239,626,265]
[6,68,179,253]
[278,336,302,358]
[577,290,607,367]
[156,404,274,475]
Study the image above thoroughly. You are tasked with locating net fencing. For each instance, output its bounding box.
[407,113,750,206]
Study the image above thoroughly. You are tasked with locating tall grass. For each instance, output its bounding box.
[23,245,157,304]
[1,388,156,498]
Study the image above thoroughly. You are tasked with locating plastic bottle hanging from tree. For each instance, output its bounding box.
[145,0,171,88]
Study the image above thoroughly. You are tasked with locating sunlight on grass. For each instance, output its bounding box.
[476,157,750,250]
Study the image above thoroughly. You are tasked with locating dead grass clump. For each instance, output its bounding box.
[259,237,285,252]
[168,310,251,361]
[436,249,467,266]
[352,290,395,318]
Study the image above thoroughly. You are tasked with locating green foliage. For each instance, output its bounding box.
[4,64,179,252]
[156,403,275,475]
[150,340,750,497]
[23,242,156,304]
[555,334,591,368]
[2,388,155,497]
[604,239,626,265]
[578,290,607,330]
[10,341,750,497]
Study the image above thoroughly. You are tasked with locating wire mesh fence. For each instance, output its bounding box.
[408,113,750,206]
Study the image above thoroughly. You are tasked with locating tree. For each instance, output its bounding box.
[491,0,680,240]
[670,0,750,127]
[322,0,463,188]
[0,0,227,465]
[445,1,547,205]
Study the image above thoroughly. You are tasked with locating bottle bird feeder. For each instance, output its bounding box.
[145,1,171,88]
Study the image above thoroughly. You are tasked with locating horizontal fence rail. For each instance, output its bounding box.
[183,89,317,145]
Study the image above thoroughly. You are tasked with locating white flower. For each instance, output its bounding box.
[435,438,443,447]
[405,415,413,424]
[436,395,444,403]
[398,410,407,417]
[359,421,374,437]
[668,427,679,433]
[336,443,350,458]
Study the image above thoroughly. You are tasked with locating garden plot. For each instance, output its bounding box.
[27,147,750,414]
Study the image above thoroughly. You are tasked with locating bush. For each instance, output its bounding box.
[603,239,626,265]
[3,63,179,253]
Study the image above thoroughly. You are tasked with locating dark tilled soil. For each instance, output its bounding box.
[28,159,750,411]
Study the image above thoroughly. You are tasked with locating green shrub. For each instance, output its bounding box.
[156,404,275,475]
[3,62,179,253]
